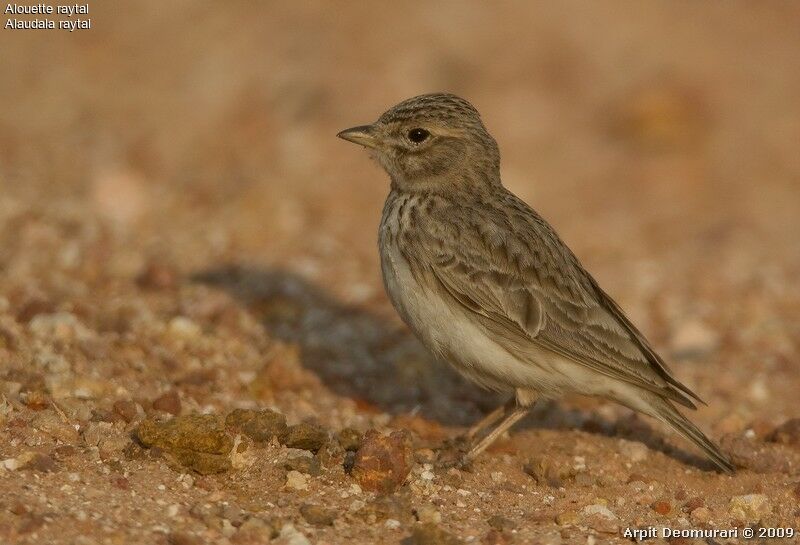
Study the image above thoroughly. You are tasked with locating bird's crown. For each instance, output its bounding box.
[378,93,483,127]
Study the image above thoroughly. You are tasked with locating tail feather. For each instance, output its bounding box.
[649,396,734,473]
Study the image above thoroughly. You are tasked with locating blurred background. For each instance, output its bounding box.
[1,0,799,442]
[1,3,800,542]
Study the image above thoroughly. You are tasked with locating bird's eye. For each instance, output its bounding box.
[407,128,430,143]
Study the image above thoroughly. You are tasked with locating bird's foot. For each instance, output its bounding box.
[435,435,474,471]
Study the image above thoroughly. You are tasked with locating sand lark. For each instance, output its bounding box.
[337,93,733,472]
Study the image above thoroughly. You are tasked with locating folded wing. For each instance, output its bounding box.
[403,191,701,409]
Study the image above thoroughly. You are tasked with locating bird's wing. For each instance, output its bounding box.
[405,191,700,409]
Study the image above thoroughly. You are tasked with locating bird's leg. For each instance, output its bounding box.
[437,399,513,468]
[462,406,529,464]
[465,396,516,441]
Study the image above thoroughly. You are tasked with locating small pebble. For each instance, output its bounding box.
[299,503,335,527]
[652,500,671,515]
[284,454,321,476]
[415,504,441,524]
[135,414,233,474]
[618,440,649,462]
[31,411,79,444]
[690,506,711,523]
[3,457,20,471]
[683,497,704,512]
[15,451,57,472]
[278,523,311,545]
[337,427,362,451]
[152,391,182,415]
[226,408,288,443]
[220,519,236,538]
[349,499,366,512]
[581,504,616,520]
[352,430,412,494]
[523,457,566,488]
[728,494,770,522]
[284,422,328,452]
[168,317,201,340]
[113,400,140,423]
[486,515,514,532]
[285,470,309,491]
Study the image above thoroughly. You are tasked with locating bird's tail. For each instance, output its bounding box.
[645,394,734,473]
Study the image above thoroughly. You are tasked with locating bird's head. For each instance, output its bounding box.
[337,93,500,191]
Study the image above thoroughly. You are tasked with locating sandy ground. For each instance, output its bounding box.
[1,2,800,544]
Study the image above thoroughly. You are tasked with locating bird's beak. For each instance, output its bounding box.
[337,124,379,149]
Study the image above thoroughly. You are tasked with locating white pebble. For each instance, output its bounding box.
[168,317,201,339]
[2,458,19,471]
[279,523,311,545]
[582,504,617,520]
[618,439,649,462]
[285,470,309,491]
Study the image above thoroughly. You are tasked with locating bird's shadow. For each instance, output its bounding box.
[193,264,718,472]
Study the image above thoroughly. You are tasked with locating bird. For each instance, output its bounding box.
[336,92,733,473]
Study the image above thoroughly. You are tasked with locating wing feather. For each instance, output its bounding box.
[405,190,700,409]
